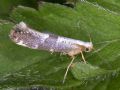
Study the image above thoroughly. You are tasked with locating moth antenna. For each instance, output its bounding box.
[88,33,96,51]
[88,33,92,43]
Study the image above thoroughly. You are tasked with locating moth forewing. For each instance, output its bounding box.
[9,22,93,83]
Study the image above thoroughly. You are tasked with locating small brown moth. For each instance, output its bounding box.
[9,22,93,83]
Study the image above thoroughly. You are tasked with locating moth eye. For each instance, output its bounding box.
[85,48,90,52]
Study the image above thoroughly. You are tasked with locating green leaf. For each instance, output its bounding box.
[87,0,120,14]
[0,0,38,19]
[0,1,120,89]
[71,62,108,80]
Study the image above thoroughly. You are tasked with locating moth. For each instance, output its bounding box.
[9,22,93,83]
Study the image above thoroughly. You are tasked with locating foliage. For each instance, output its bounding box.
[0,0,120,90]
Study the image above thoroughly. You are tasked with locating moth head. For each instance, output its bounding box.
[75,42,93,52]
[84,34,94,52]
[84,42,93,52]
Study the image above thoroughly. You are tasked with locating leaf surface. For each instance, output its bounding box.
[0,1,120,89]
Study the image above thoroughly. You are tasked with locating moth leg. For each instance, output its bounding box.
[63,56,75,84]
[72,44,87,63]
[60,52,67,56]
[50,49,54,54]
[80,51,86,64]
[60,53,63,56]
